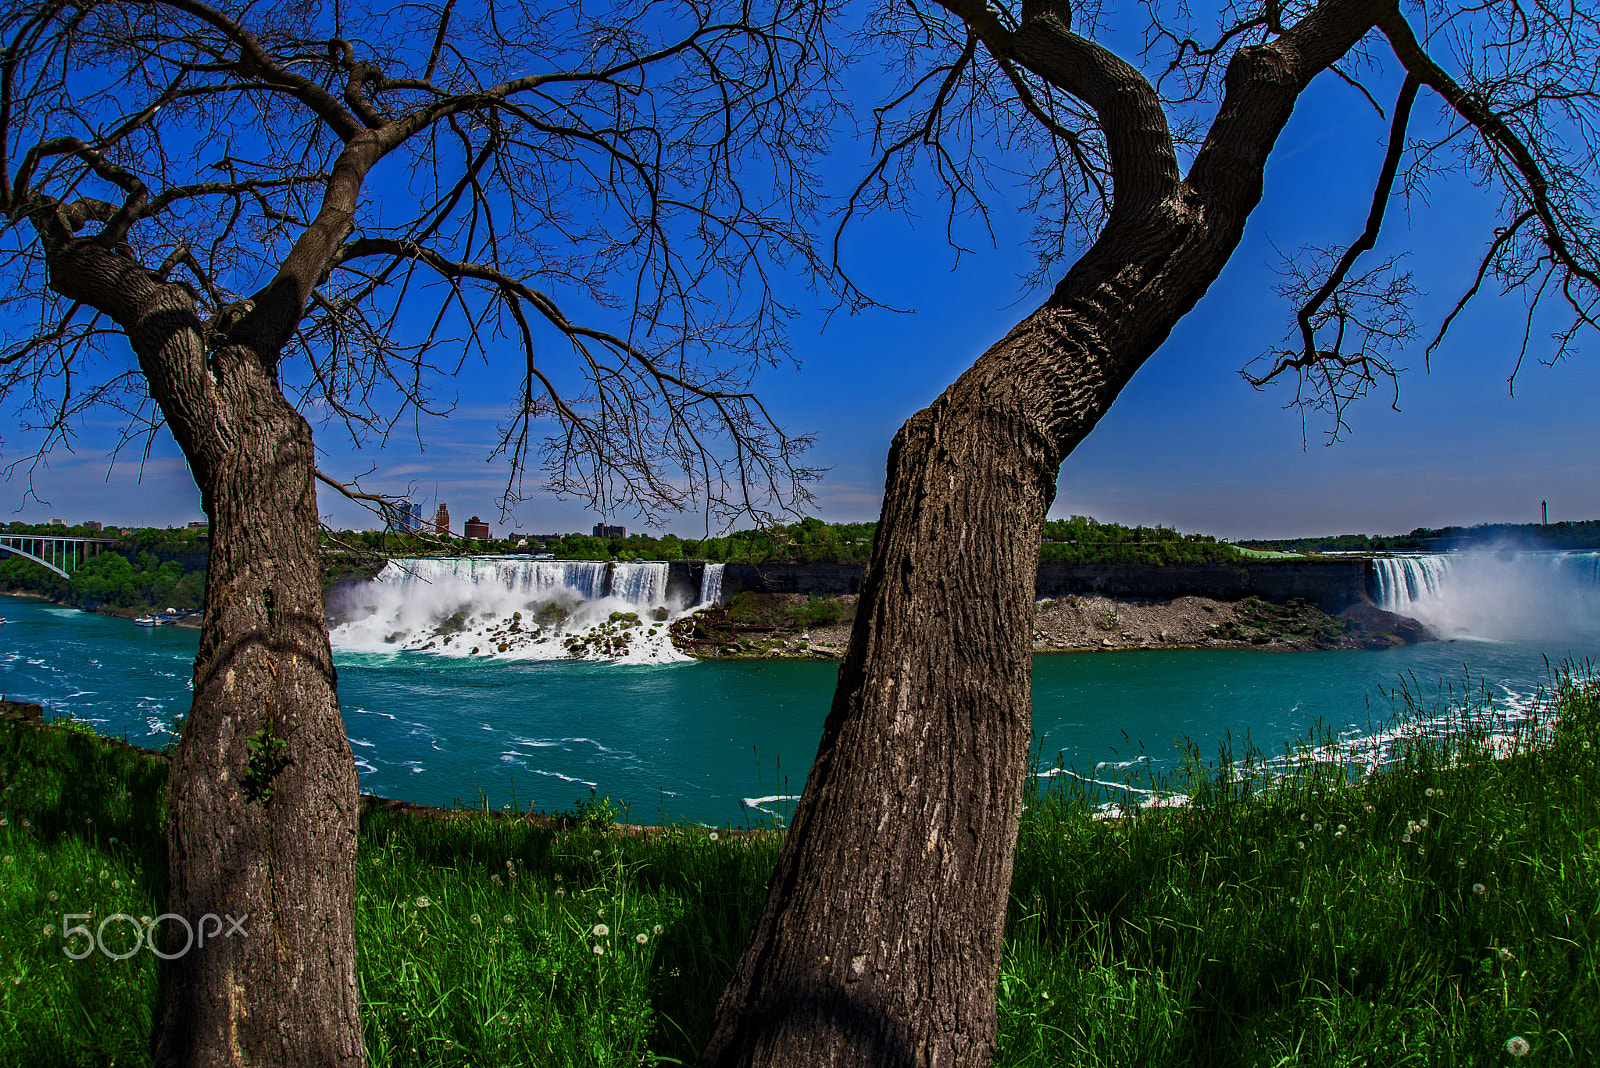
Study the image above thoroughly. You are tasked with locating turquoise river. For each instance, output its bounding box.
[2,551,1597,826]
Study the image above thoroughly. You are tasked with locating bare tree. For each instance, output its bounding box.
[0,0,839,1062]
[701,0,1598,1063]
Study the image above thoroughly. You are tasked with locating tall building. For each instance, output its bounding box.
[592,523,626,539]
[464,516,490,540]
[389,500,423,534]
[435,503,451,535]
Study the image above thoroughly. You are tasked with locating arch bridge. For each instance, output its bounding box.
[0,535,117,579]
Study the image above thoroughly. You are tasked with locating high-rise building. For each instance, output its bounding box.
[464,516,490,540]
[435,503,451,535]
[592,523,626,539]
[389,500,423,534]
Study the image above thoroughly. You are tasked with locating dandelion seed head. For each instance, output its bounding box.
[470,914,482,926]
[653,924,663,935]
[1425,788,1435,797]
[709,832,719,841]
[46,891,57,902]
[415,896,432,908]
[1498,947,1514,962]
[1505,1035,1531,1057]
[636,933,648,945]
[502,914,513,925]
[1418,817,1428,828]
[43,924,54,936]
[592,849,601,857]
[1473,883,1487,896]
[1313,823,1324,832]
[592,924,609,937]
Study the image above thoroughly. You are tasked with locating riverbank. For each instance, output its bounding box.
[668,590,1433,659]
[1,669,1594,1065]
[2,588,204,629]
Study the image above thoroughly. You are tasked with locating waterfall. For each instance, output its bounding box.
[698,562,725,606]
[1372,555,1453,617]
[329,557,687,663]
[1373,551,1600,642]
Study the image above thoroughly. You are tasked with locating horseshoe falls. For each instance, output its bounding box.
[1374,550,1600,642]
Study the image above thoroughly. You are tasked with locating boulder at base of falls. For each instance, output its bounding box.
[1337,603,1435,647]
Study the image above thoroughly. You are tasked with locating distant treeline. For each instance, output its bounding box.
[0,548,205,611]
[1242,520,1600,554]
[1037,516,1241,566]
[333,515,1241,566]
[1,523,208,610]
[332,517,880,564]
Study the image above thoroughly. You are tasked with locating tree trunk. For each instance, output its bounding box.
[700,385,1055,1067]
[36,236,364,1068]
[153,365,364,1068]
[701,170,1257,1066]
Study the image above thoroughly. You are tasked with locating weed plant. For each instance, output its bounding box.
[0,668,1594,1066]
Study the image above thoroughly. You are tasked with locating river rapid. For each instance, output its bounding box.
[2,550,1596,826]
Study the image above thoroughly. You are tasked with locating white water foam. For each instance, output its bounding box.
[1374,550,1600,642]
[329,557,695,663]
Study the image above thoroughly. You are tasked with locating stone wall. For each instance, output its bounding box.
[719,562,865,597]
[715,559,1372,610]
[1035,561,1371,612]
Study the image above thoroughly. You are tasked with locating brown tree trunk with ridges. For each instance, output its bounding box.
[153,367,363,1068]
[701,176,1257,1067]
[699,387,1056,1067]
[38,236,364,1068]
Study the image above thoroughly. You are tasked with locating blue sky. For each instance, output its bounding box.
[3,59,1594,541]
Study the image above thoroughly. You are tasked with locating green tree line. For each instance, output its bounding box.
[1241,519,1600,554]
[0,548,205,610]
[333,516,1242,566]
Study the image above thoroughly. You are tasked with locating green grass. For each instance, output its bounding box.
[1,669,1596,1066]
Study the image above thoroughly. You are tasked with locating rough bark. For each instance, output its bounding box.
[39,233,363,1068]
[701,3,1390,1064]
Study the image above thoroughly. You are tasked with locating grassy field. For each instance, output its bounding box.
[0,667,1596,1066]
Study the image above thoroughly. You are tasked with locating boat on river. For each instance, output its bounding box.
[133,615,167,627]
